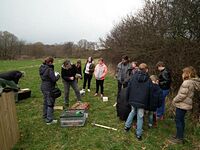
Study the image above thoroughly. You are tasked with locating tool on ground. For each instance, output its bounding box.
[91,122,117,131]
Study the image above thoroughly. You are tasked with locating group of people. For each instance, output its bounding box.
[39,55,200,144]
[39,56,108,125]
[116,55,200,144]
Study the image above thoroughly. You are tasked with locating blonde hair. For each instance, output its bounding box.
[139,63,148,71]
[150,75,159,82]
[182,66,197,80]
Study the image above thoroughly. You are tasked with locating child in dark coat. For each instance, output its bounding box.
[148,75,162,128]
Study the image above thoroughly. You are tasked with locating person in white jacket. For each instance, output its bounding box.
[94,58,108,97]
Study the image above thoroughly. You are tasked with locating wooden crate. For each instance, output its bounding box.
[0,92,20,150]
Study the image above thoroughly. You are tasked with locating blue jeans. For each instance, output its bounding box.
[175,108,187,139]
[125,106,144,136]
[156,89,169,118]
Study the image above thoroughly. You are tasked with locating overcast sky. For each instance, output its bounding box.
[0,0,144,44]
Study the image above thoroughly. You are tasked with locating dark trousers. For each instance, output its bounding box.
[117,81,128,100]
[42,91,55,122]
[96,79,104,94]
[175,108,187,139]
[83,73,93,89]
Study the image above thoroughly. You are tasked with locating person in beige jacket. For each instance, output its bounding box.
[170,66,200,144]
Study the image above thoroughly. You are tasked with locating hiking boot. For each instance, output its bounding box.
[46,119,58,125]
[124,126,131,132]
[168,136,183,144]
[136,135,142,141]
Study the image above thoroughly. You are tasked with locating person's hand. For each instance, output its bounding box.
[69,77,74,80]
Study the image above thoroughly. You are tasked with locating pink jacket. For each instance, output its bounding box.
[94,63,108,80]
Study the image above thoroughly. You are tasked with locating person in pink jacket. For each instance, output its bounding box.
[94,58,108,97]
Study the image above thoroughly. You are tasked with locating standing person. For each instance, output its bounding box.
[76,59,82,83]
[124,63,152,140]
[39,57,60,125]
[116,55,131,100]
[61,59,81,107]
[156,61,172,120]
[148,75,162,128]
[83,57,95,92]
[94,58,108,97]
[169,66,200,144]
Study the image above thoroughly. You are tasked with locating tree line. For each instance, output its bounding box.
[101,0,200,89]
[0,31,102,60]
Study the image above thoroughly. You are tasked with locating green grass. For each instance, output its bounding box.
[0,59,199,150]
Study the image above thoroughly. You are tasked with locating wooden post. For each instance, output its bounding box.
[0,92,20,150]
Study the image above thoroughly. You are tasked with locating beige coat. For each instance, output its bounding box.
[173,78,200,110]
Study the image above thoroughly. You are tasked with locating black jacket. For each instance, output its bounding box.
[147,84,163,111]
[83,62,95,75]
[127,70,152,109]
[159,68,171,90]
[61,64,78,82]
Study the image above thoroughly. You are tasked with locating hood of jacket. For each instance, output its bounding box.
[135,70,149,83]
[191,78,200,91]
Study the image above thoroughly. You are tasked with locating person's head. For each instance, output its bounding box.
[150,75,159,84]
[182,66,197,80]
[44,56,54,65]
[77,59,81,67]
[87,57,93,63]
[122,55,129,64]
[156,61,165,71]
[139,63,148,72]
[98,58,104,65]
[63,59,71,69]
[131,61,138,68]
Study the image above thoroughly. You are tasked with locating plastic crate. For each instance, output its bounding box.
[60,109,86,127]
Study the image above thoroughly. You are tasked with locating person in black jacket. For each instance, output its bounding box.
[124,63,152,140]
[82,57,95,92]
[39,57,60,125]
[156,61,172,120]
[148,75,162,128]
[61,59,81,107]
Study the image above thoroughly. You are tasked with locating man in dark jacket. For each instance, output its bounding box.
[156,61,172,120]
[61,59,81,107]
[116,55,132,100]
[124,63,152,140]
[39,57,60,125]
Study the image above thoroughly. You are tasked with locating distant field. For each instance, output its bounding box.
[0,59,199,150]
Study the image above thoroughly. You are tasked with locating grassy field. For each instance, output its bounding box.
[0,59,200,150]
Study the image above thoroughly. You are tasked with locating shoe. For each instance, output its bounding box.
[148,124,153,129]
[168,136,183,144]
[46,119,58,125]
[136,135,142,141]
[124,126,131,132]
[100,94,104,98]
[94,93,98,96]
[87,89,91,92]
